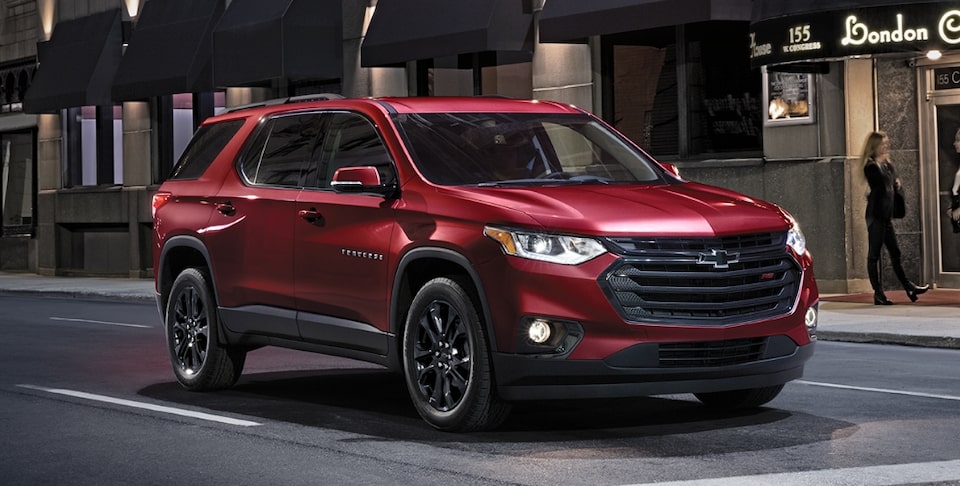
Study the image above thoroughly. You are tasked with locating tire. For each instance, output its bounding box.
[694,384,784,410]
[165,268,245,391]
[402,277,511,432]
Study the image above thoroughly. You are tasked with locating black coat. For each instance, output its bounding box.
[864,157,898,224]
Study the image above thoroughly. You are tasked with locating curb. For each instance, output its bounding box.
[818,331,960,350]
[0,289,155,303]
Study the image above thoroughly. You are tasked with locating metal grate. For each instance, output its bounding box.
[601,233,801,324]
[659,338,767,367]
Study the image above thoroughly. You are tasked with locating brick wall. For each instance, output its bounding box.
[0,0,39,60]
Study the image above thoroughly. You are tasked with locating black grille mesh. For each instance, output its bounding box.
[659,338,767,367]
[602,233,801,324]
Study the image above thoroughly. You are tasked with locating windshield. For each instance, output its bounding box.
[394,112,671,186]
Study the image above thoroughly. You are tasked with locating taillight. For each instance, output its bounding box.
[152,192,172,219]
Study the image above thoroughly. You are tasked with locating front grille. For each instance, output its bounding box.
[601,233,801,324]
[659,338,767,367]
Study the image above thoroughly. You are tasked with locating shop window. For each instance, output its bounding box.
[685,22,762,154]
[606,22,762,159]
[613,44,677,155]
[62,105,123,187]
[152,92,227,184]
[0,130,36,237]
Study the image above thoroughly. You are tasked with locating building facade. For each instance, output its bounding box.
[0,0,957,294]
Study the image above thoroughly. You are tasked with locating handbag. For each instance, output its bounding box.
[893,189,906,219]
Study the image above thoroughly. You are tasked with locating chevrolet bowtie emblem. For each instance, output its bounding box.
[698,249,739,269]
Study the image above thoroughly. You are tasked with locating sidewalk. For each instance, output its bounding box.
[1,272,958,349]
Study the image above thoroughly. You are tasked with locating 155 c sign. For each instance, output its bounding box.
[934,67,960,90]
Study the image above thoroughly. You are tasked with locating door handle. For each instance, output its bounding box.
[215,202,235,216]
[298,208,323,225]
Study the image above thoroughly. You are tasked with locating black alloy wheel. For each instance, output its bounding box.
[165,268,245,391]
[413,299,471,412]
[171,283,209,375]
[403,277,510,431]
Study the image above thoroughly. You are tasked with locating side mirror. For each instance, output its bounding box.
[331,166,397,197]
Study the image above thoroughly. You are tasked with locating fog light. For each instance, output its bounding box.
[805,304,818,340]
[528,319,552,344]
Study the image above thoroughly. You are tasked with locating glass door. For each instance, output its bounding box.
[920,70,960,288]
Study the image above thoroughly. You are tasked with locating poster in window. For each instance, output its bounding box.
[762,67,815,126]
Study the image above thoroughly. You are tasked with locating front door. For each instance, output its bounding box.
[920,67,960,288]
[293,111,397,353]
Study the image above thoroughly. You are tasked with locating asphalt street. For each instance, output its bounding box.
[1,271,958,349]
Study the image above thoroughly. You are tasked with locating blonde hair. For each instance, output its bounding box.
[860,131,888,166]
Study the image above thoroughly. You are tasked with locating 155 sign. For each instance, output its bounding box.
[935,67,960,90]
[790,25,811,43]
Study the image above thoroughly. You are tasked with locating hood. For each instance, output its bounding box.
[447,182,791,237]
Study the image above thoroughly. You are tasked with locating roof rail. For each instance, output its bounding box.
[284,93,346,104]
[224,93,346,113]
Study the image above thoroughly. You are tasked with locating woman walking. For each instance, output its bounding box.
[861,131,929,305]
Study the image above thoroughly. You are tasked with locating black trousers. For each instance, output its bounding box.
[866,219,909,292]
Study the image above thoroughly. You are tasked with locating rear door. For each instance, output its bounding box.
[208,112,323,337]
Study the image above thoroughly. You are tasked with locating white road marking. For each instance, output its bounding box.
[16,385,261,427]
[49,316,151,329]
[797,379,960,401]
[624,459,960,485]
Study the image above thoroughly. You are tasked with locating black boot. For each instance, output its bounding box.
[874,293,893,305]
[891,255,928,302]
[905,282,930,302]
[868,258,892,305]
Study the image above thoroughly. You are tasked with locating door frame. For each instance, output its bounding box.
[918,64,960,289]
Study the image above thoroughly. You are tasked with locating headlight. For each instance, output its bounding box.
[484,226,607,265]
[787,224,806,255]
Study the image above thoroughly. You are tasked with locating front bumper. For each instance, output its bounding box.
[493,338,814,401]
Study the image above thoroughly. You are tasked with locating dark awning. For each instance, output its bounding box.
[212,0,342,87]
[539,0,751,43]
[112,0,224,101]
[23,9,122,113]
[361,0,533,67]
[752,0,909,23]
[749,1,956,68]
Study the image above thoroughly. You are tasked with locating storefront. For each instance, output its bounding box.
[750,0,960,290]
[10,0,960,291]
[0,9,37,271]
[15,0,351,277]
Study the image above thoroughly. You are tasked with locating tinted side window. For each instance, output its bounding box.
[239,114,323,187]
[316,113,393,188]
[168,119,244,180]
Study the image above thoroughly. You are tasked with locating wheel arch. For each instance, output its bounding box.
[391,247,496,352]
[157,235,218,320]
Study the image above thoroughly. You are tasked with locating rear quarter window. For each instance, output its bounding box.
[168,119,245,180]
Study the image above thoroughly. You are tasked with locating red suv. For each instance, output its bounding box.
[153,95,819,431]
